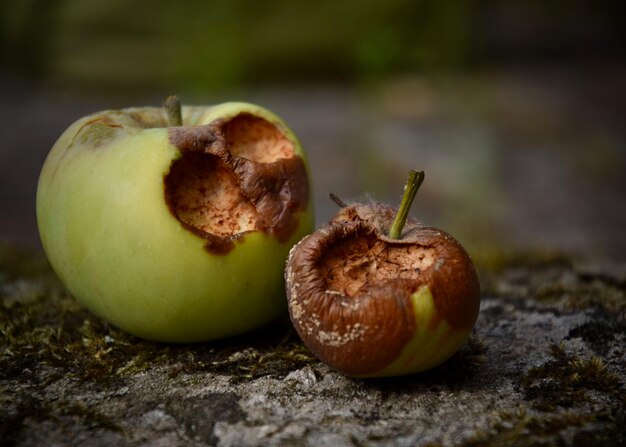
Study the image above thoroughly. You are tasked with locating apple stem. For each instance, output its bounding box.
[329,193,347,208]
[164,95,183,126]
[389,170,425,239]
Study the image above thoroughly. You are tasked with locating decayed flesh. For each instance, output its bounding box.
[321,233,436,297]
[165,113,309,254]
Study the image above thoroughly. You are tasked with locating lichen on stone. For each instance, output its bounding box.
[2,244,625,446]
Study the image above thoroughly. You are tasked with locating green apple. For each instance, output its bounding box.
[37,99,313,342]
[285,171,480,377]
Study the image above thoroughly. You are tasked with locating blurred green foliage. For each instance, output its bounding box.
[0,0,474,93]
[1,0,622,94]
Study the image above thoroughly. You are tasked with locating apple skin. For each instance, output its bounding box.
[285,202,480,377]
[37,102,314,342]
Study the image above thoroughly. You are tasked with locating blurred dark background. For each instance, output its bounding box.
[1,0,625,262]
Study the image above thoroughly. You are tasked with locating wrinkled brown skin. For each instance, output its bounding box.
[285,202,480,376]
[166,114,309,254]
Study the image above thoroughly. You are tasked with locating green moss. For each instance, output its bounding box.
[479,252,626,316]
[521,344,624,412]
[534,279,625,315]
[464,342,625,446]
[3,243,624,445]
[0,244,316,387]
[465,406,594,447]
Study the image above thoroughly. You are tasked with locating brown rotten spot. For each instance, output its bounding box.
[166,113,309,254]
[285,171,480,377]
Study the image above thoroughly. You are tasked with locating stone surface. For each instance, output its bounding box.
[1,247,625,446]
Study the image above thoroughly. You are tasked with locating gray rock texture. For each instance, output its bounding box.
[1,247,625,446]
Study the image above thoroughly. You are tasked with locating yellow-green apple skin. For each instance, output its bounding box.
[37,102,313,342]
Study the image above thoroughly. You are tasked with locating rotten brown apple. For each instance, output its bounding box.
[285,171,480,377]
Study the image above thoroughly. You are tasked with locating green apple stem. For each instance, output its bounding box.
[389,170,425,240]
[164,95,183,126]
